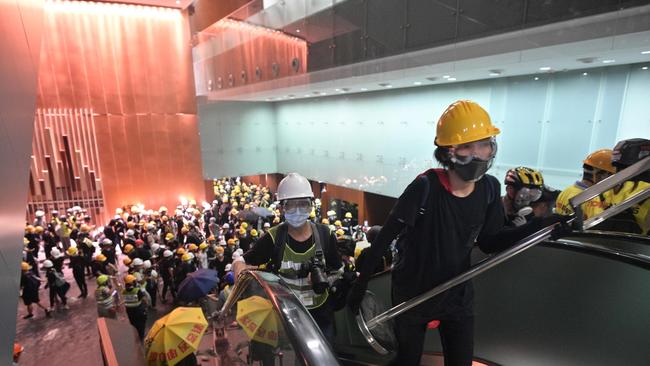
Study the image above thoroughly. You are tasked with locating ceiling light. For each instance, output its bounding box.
[176,0,180,4]
[582,72,588,76]
[602,59,615,64]
[334,88,341,92]
[360,88,368,91]
[413,81,422,85]
[442,75,450,79]
[296,29,301,33]
[447,77,457,81]
[641,51,650,54]
[488,69,502,76]
[321,92,328,95]
[304,95,310,97]
[534,77,539,81]
[642,66,648,70]
[539,66,551,71]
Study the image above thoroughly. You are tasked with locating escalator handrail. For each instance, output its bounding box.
[217,270,341,366]
[566,230,650,244]
[542,239,650,270]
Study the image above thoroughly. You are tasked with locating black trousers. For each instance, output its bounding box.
[162,277,175,300]
[126,307,147,340]
[73,269,87,296]
[390,313,474,366]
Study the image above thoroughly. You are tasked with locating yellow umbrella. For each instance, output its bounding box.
[236,295,280,347]
[144,307,208,366]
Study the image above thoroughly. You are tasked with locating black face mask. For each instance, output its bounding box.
[451,158,491,182]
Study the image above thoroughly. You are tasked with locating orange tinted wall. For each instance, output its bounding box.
[31,1,204,222]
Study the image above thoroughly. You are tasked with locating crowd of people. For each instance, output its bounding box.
[17,105,648,365]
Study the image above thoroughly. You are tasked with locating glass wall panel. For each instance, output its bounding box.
[406,0,458,49]
[366,0,406,58]
[458,0,525,38]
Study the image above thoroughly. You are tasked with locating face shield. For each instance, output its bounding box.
[447,137,497,182]
[513,186,542,210]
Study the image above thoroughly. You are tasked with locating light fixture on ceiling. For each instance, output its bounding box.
[642,66,649,70]
[304,94,310,97]
[360,87,368,91]
[534,77,540,80]
[602,59,615,64]
[321,92,328,95]
[176,0,180,4]
[442,75,450,79]
[334,88,341,92]
[641,50,650,54]
[413,81,422,85]
[582,72,588,76]
[447,77,457,81]
[539,66,552,71]
[296,29,301,33]
[488,69,502,76]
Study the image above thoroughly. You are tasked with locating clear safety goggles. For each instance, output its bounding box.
[514,187,542,207]
[283,199,312,214]
[449,137,497,165]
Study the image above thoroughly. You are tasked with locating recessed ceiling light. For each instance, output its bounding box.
[265,98,272,101]
[447,77,457,81]
[176,0,180,4]
[602,59,615,64]
[539,66,551,71]
[360,88,368,91]
[582,72,588,76]
[296,29,301,33]
[304,95,310,97]
[321,92,328,95]
[641,50,650,54]
[335,88,341,92]
[386,84,393,88]
[413,81,422,85]
[534,77,540,81]
[642,66,649,70]
[442,75,450,79]
[488,69,502,76]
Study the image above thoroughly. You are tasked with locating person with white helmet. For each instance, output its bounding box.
[143,260,158,309]
[43,259,69,312]
[243,172,343,344]
[159,249,177,303]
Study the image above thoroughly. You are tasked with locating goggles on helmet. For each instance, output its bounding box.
[449,137,497,165]
[514,187,542,209]
[283,199,312,214]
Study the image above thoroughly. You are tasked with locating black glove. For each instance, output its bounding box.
[346,277,368,315]
[541,214,573,240]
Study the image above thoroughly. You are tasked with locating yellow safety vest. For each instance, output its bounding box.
[604,181,650,234]
[96,286,114,309]
[122,287,141,308]
[556,182,610,219]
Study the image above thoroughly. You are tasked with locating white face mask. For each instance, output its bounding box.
[285,210,310,228]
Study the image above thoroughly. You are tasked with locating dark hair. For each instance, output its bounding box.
[434,147,451,169]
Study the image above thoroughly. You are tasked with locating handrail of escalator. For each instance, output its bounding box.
[215,270,341,366]
[542,238,650,269]
[566,230,650,244]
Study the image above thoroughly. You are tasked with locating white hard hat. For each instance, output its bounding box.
[50,248,62,259]
[146,223,155,230]
[235,248,243,256]
[263,222,271,228]
[150,270,158,278]
[35,210,45,217]
[163,250,173,258]
[188,252,195,260]
[133,258,144,266]
[102,238,112,245]
[126,229,135,237]
[143,260,152,269]
[225,263,232,272]
[151,243,160,252]
[43,260,53,268]
[222,223,230,229]
[277,173,314,201]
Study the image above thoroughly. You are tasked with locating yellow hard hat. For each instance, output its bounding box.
[35,226,44,234]
[207,235,216,242]
[127,222,136,229]
[241,222,249,229]
[181,227,189,234]
[21,262,31,271]
[227,238,236,246]
[250,229,258,237]
[199,243,208,250]
[181,253,192,262]
[345,212,353,219]
[124,274,137,284]
[188,243,198,252]
[335,229,345,237]
[238,228,246,235]
[97,275,109,286]
[159,206,168,212]
[80,224,91,233]
[216,246,225,254]
[334,220,342,227]
[123,257,133,266]
[96,254,107,262]
[25,225,35,234]
[123,244,134,254]
[321,218,330,225]
[584,149,615,173]
[273,217,280,224]
[176,248,186,255]
[309,210,316,219]
[67,247,78,256]
[165,233,175,241]
[435,100,500,146]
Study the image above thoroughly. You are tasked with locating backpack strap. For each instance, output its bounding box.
[270,222,329,271]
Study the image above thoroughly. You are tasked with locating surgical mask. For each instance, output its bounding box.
[447,138,497,182]
[285,210,310,228]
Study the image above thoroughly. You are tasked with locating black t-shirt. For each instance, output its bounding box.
[244,224,342,272]
[386,169,504,318]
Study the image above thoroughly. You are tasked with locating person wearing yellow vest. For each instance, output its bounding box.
[95,275,117,319]
[243,173,343,344]
[122,274,149,340]
[556,149,616,219]
[596,139,650,234]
